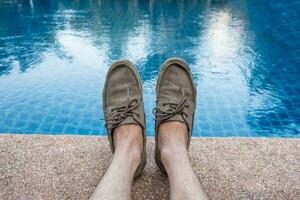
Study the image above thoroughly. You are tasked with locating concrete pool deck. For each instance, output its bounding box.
[0,135,299,200]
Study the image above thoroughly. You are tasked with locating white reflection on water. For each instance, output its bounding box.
[195,9,247,82]
[57,30,108,70]
[124,20,151,64]
[192,7,254,136]
[206,12,242,59]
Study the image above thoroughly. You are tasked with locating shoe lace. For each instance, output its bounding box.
[153,87,189,122]
[105,88,140,129]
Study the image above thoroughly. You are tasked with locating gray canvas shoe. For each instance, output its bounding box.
[153,58,196,173]
[103,60,146,178]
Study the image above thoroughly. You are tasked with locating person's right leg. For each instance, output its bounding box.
[153,58,208,200]
[158,121,208,200]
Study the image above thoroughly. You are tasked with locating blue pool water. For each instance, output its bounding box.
[0,0,299,137]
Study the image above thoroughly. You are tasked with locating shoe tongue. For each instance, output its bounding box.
[165,114,185,124]
[117,116,139,127]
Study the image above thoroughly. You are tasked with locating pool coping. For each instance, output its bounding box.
[0,134,299,199]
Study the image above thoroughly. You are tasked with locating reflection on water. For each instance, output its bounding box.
[0,0,299,137]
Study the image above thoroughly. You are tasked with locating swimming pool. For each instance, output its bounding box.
[0,0,299,137]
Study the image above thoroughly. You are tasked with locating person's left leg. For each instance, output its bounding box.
[90,60,147,200]
[89,124,143,200]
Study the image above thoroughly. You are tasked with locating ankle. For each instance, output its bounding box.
[160,144,188,162]
[158,121,188,146]
[113,124,143,167]
[158,121,188,154]
[157,121,190,170]
[114,144,142,166]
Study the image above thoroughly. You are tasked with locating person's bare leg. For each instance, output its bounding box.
[159,122,208,200]
[89,124,143,200]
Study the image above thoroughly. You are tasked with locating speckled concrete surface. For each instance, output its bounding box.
[0,135,299,200]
